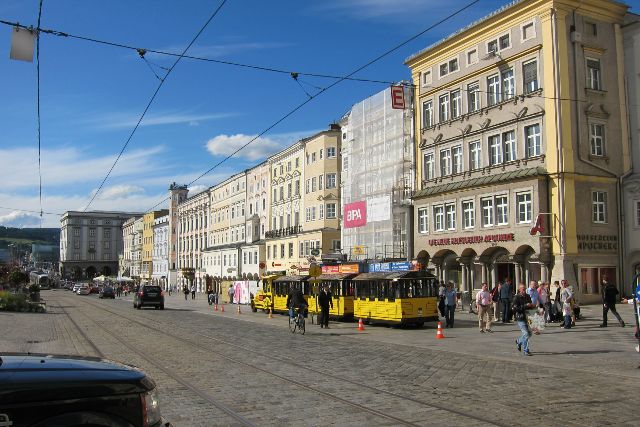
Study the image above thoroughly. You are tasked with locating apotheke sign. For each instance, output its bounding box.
[428,233,515,246]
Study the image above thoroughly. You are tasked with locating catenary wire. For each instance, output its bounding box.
[36,0,43,227]
[81,0,229,212]
[0,206,63,216]
[145,0,482,213]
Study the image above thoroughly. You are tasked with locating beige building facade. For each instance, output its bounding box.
[177,190,210,291]
[406,0,630,303]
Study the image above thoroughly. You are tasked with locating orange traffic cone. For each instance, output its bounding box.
[214,303,218,311]
[237,304,242,315]
[436,322,445,339]
[357,318,365,331]
[221,304,225,313]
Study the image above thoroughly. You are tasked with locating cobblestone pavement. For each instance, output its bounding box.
[2,289,638,426]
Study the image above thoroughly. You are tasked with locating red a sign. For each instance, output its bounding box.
[530,214,545,236]
[390,86,406,109]
[343,201,367,228]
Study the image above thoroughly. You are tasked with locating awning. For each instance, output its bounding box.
[274,275,310,282]
[316,273,358,280]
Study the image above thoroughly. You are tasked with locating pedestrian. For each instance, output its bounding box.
[558,280,573,327]
[168,286,172,296]
[444,282,458,328]
[476,282,492,333]
[228,284,235,304]
[539,282,551,323]
[527,281,540,308]
[600,276,625,327]
[183,285,189,301]
[500,278,513,323]
[562,295,573,329]
[513,283,534,356]
[318,284,333,328]
[191,284,196,300]
[438,281,446,319]
[551,280,562,322]
[491,282,501,322]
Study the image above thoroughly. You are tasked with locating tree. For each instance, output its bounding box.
[9,270,29,286]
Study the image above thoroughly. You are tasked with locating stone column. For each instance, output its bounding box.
[481,263,487,285]
[470,264,476,290]
[461,264,468,292]
[490,264,497,288]
[541,264,549,283]
[515,263,522,285]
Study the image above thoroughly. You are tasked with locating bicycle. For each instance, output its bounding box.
[288,306,306,335]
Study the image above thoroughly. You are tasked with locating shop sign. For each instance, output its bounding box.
[428,233,515,246]
[339,264,360,274]
[322,265,340,274]
[352,245,366,255]
[368,261,417,272]
[343,201,367,228]
[577,234,618,251]
[391,85,406,109]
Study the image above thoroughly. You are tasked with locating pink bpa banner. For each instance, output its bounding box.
[343,201,367,228]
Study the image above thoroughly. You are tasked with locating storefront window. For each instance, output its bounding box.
[579,267,615,295]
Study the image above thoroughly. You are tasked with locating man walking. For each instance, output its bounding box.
[444,282,458,328]
[318,284,333,328]
[513,283,534,356]
[476,282,492,333]
[500,278,513,323]
[438,281,446,319]
[600,276,625,327]
[228,283,235,304]
[190,284,196,300]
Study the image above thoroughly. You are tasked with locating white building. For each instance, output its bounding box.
[152,214,169,290]
[241,161,271,282]
[177,189,210,292]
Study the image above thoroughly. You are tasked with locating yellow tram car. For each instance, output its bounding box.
[251,274,281,313]
[307,273,357,319]
[251,274,313,314]
[352,271,438,327]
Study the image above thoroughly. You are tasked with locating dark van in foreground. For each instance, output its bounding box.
[0,353,171,427]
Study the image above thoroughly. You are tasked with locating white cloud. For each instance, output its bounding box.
[187,185,208,196]
[90,111,236,129]
[92,185,144,200]
[205,130,319,162]
[0,211,41,228]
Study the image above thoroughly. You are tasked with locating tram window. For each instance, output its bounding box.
[345,282,354,296]
[310,282,319,295]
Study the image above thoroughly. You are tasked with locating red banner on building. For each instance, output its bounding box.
[343,201,367,228]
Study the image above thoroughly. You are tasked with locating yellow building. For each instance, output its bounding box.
[406,0,629,303]
[265,125,342,275]
[141,209,168,283]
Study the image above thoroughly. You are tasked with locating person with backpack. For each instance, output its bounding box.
[600,277,625,327]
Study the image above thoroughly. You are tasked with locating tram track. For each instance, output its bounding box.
[77,296,502,427]
[54,301,258,427]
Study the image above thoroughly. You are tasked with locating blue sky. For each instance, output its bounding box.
[0,0,634,228]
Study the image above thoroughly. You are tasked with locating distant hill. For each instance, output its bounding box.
[0,227,59,248]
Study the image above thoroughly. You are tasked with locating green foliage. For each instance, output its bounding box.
[9,270,29,285]
[0,291,44,312]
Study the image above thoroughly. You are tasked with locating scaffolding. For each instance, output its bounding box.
[341,85,414,262]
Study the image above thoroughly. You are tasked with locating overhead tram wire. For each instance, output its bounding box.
[0,206,63,216]
[145,0,482,213]
[36,0,44,227]
[81,0,229,212]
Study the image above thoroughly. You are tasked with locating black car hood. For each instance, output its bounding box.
[0,353,156,404]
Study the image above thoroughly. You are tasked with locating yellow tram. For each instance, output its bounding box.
[251,274,281,313]
[270,275,311,314]
[352,271,438,327]
[307,273,357,319]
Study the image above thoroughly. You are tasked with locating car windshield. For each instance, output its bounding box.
[104,287,114,292]
[144,286,162,293]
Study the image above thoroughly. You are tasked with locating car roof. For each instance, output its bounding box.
[0,353,155,404]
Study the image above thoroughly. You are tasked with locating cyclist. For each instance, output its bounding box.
[286,283,307,320]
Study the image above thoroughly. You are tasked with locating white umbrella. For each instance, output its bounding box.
[116,276,135,282]
[93,275,107,282]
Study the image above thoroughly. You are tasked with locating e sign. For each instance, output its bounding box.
[391,86,406,109]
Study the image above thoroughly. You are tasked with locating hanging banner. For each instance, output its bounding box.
[343,201,367,228]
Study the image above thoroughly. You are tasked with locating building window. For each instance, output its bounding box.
[462,200,475,229]
[318,175,324,190]
[305,180,310,194]
[467,83,480,113]
[422,100,433,128]
[326,203,337,219]
[586,22,598,37]
[487,40,498,54]
[295,180,300,196]
[495,195,508,225]
[445,203,456,230]
[104,241,110,249]
[423,153,435,180]
[440,149,452,176]
[481,198,494,227]
[439,57,459,77]
[433,205,444,231]
[319,204,324,219]
[499,34,510,50]
[489,135,502,165]
[299,242,304,257]
[289,243,294,258]
[439,93,449,122]
[516,192,532,223]
[89,228,95,237]
[280,244,285,258]
[469,141,481,170]
[450,90,461,119]
[592,191,607,223]
[422,69,432,86]
[452,146,463,174]
[306,207,312,222]
[502,68,515,100]
[503,131,516,162]
[74,228,80,237]
[580,267,616,296]
[418,208,428,233]
[326,173,337,189]
[523,60,538,93]
[312,152,316,162]
[467,48,478,65]
[487,74,500,106]
[525,124,541,157]
[287,183,292,198]
[590,124,605,156]
[521,21,535,41]
[327,147,336,158]
[104,229,111,238]
[311,177,317,192]
[586,58,602,90]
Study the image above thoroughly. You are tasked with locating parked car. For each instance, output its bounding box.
[133,285,165,309]
[90,285,100,294]
[77,284,90,295]
[99,286,116,299]
[0,353,170,427]
[72,283,82,293]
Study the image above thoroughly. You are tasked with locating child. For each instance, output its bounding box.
[562,296,573,329]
